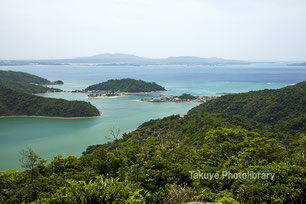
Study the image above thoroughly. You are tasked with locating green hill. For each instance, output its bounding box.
[0,70,50,84]
[189,81,306,132]
[0,85,100,117]
[0,70,62,94]
[86,78,166,92]
[0,78,60,94]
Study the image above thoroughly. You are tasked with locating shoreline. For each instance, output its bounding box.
[41,90,166,95]
[87,95,125,99]
[0,114,103,120]
[139,100,202,104]
[124,90,166,95]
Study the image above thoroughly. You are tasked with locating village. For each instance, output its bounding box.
[86,90,122,98]
[141,93,219,103]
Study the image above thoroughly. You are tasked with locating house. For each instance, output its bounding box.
[152,97,162,102]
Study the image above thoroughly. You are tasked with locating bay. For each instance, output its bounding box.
[0,63,305,170]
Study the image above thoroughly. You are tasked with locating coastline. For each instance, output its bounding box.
[0,114,103,120]
[87,95,124,99]
[124,90,166,95]
[42,90,166,95]
[138,100,202,104]
[86,90,166,99]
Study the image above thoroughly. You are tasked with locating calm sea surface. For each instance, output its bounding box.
[0,63,305,170]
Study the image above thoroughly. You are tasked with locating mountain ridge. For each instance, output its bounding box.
[0,53,249,65]
[60,53,248,65]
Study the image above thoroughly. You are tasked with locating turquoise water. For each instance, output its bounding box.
[0,64,305,170]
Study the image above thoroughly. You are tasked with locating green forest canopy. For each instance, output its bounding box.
[0,85,100,117]
[0,82,305,203]
[0,70,50,84]
[0,70,62,94]
[189,81,306,132]
[0,78,60,94]
[86,78,166,92]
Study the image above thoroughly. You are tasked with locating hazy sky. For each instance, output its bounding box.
[0,0,306,61]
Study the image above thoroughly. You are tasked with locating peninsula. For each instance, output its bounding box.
[85,78,166,93]
[0,85,100,118]
[0,70,63,94]
[0,70,100,118]
[0,70,63,85]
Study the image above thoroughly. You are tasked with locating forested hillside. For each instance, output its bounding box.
[0,78,60,94]
[0,70,50,84]
[86,78,166,92]
[0,82,305,203]
[0,70,62,94]
[0,85,100,117]
[189,81,306,132]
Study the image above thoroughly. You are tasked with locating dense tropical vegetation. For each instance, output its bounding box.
[0,70,51,84]
[86,78,166,92]
[0,70,100,117]
[189,82,306,132]
[0,70,62,94]
[0,78,60,94]
[179,93,197,100]
[0,82,305,203]
[0,85,100,117]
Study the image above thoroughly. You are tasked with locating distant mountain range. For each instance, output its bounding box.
[288,62,306,66]
[0,53,249,66]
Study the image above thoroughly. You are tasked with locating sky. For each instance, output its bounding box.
[0,0,306,61]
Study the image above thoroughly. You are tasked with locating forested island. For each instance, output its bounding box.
[1,82,305,203]
[85,78,166,92]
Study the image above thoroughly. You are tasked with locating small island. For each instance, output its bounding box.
[85,78,166,93]
[141,93,218,103]
[48,80,64,85]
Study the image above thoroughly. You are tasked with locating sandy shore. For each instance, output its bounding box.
[0,114,103,120]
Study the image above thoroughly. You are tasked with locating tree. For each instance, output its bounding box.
[20,147,42,171]
[19,147,46,198]
[106,128,124,181]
